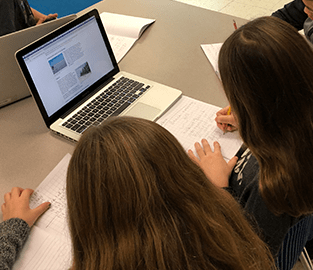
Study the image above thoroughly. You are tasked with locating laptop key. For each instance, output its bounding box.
[77,125,87,133]
[71,124,81,131]
[111,102,131,117]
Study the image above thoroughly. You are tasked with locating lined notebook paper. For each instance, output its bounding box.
[157,96,242,161]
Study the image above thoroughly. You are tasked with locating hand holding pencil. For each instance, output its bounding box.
[215,106,238,133]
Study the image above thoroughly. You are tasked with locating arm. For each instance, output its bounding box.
[0,218,30,270]
[272,0,307,30]
[0,187,50,269]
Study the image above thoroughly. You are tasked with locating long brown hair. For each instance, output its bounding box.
[219,16,313,217]
[67,116,274,270]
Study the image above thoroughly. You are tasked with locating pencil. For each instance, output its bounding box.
[223,107,232,135]
[227,106,231,115]
[233,20,237,30]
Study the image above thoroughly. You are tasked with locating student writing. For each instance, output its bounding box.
[189,16,313,269]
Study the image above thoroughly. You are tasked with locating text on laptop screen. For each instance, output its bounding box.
[22,16,114,117]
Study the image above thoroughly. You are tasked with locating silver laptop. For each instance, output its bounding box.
[0,14,77,108]
[15,9,182,141]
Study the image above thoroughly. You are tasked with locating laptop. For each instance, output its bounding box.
[15,9,182,141]
[0,14,77,108]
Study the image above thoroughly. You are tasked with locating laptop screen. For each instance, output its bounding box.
[21,15,115,117]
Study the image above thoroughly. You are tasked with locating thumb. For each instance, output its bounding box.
[227,156,238,171]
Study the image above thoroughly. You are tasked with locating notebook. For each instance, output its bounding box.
[0,14,77,108]
[15,9,182,141]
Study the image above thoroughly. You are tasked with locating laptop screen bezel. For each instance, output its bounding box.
[15,9,119,127]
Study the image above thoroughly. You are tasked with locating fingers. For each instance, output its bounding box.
[4,192,11,202]
[195,139,214,157]
[212,141,221,153]
[188,149,198,163]
[4,188,33,204]
[194,142,205,158]
[215,115,234,125]
[201,139,213,153]
[20,189,34,200]
[189,139,220,160]
[10,187,24,198]
[46,14,58,21]
[216,106,230,116]
[216,121,225,131]
[215,105,238,132]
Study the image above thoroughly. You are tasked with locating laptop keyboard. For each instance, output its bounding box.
[62,77,150,134]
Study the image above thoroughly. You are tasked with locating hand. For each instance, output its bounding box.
[1,187,50,227]
[31,8,58,25]
[215,106,238,133]
[36,13,58,25]
[188,139,238,188]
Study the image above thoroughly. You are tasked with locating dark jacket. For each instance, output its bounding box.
[0,0,36,36]
[228,146,299,257]
[272,0,307,30]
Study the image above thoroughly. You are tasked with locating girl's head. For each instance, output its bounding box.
[219,16,313,216]
[67,116,274,270]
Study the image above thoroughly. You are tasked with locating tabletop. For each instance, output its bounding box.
[0,0,247,220]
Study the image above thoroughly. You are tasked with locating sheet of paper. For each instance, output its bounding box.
[201,43,222,79]
[107,35,137,63]
[13,154,72,270]
[100,12,155,39]
[29,153,71,238]
[100,12,155,62]
[157,96,242,161]
[13,226,72,270]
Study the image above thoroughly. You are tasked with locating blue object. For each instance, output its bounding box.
[28,0,101,18]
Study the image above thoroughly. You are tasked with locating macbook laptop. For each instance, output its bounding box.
[15,9,182,141]
[0,14,77,108]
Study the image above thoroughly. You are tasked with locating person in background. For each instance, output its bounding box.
[66,116,275,270]
[0,187,50,270]
[0,0,58,37]
[189,16,313,270]
[272,0,313,43]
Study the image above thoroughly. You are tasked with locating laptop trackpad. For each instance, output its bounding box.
[125,102,161,120]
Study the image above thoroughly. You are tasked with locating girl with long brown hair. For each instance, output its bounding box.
[66,116,274,270]
[189,16,313,269]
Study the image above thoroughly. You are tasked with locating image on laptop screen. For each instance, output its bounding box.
[22,16,115,117]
